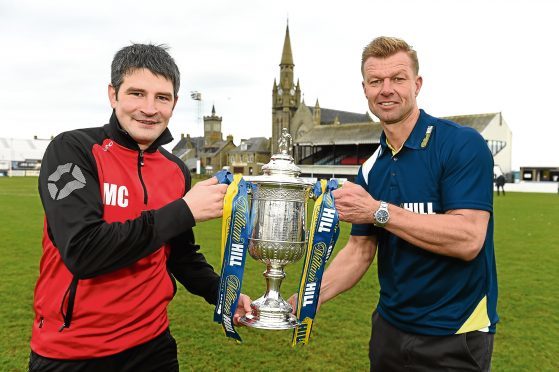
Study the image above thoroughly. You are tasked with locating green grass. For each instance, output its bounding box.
[0,177,557,371]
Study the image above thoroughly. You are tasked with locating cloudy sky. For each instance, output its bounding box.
[1,0,557,169]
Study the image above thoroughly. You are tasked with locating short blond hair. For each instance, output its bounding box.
[361,36,419,76]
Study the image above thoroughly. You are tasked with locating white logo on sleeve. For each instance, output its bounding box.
[402,202,435,215]
[47,163,86,200]
[103,183,129,207]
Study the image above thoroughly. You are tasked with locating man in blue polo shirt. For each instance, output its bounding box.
[320,36,498,370]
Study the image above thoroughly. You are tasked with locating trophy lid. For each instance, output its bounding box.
[245,128,312,186]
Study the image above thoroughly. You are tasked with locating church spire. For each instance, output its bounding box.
[280,24,294,66]
[272,22,300,155]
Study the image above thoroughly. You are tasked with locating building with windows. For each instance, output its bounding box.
[172,105,235,175]
[228,137,271,175]
[519,165,559,182]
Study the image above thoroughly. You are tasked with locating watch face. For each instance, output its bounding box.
[375,209,389,224]
[290,88,295,95]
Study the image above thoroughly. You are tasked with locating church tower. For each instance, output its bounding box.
[271,24,301,154]
[203,105,223,147]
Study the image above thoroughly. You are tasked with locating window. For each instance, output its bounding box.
[485,140,506,156]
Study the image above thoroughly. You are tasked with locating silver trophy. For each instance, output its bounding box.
[240,128,314,330]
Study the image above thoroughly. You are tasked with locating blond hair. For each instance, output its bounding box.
[361,36,419,75]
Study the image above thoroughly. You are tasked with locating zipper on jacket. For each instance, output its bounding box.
[59,276,79,332]
[138,150,148,204]
[39,317,44,328]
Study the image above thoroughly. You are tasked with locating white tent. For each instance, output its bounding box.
[0,137,51,176]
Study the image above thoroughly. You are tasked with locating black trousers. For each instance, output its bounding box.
[29,328,178,372]
[370,312,494,371]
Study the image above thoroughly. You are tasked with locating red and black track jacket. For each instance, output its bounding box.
[31,112,220,359]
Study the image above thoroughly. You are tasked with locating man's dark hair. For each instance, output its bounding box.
[111,43,180,98]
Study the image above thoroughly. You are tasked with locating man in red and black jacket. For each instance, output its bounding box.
[29,43,251,371]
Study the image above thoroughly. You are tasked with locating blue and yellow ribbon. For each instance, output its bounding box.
[292,179,340,346]
[214,170,250,342]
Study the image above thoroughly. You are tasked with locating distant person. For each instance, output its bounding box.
[29,43,250,371]
[495,174,506,196]
[294,36,498,371]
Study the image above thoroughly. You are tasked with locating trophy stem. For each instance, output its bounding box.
[239,264,299,330]
[263,265,285,301]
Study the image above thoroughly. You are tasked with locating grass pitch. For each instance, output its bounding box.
[0,177,557,371]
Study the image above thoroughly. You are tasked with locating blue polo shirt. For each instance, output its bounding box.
[352,109,498,335]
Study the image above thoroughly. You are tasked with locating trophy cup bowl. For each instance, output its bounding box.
[239,130,314,330]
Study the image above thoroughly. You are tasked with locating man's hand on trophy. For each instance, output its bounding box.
[332,181,376,224]
[182,177,228,222]
[233,293,252,326]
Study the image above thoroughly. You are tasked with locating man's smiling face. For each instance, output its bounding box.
[108,68,177,150]
[362,51,422,126]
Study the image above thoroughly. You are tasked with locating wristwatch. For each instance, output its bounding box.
[373,201,390,227]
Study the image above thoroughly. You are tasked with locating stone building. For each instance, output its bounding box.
[172,105,235,175]
[228,137,271,175]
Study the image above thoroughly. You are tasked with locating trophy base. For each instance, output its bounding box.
[239,312,299,330]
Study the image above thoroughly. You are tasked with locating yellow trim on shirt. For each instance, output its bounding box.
[386,141,403,156]
[456,296,491,334]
